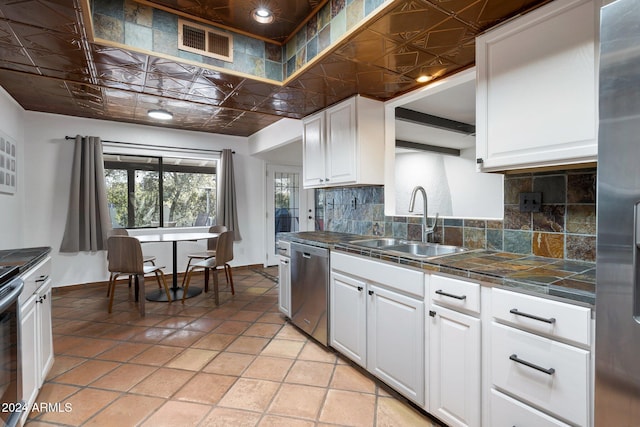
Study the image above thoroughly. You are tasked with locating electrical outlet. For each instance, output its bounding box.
[519,192,542,212]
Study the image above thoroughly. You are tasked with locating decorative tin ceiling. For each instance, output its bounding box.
[0,0,551,137]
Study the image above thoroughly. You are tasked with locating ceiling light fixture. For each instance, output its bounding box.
[416,75,432,83]
[147,109,173,120]
[252,7,274,24]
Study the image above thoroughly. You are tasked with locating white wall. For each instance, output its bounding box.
[0,87,25,248]
[395,148,504,219]
[20,111,265,287]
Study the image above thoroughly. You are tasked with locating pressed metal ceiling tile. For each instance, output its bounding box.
[368,0,451,42]
[143,0,327,42]
[0,0,552,135]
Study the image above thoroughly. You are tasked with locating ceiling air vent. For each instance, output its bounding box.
[178,19,233,62]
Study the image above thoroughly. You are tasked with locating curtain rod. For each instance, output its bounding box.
[64,136,235,154]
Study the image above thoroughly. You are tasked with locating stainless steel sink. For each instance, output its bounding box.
[349,238,466,259]
[385,243,467,258]
[348,238,405,248]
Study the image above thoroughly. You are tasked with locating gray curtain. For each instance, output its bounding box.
[217,148,241,241]
[60,135,111,252]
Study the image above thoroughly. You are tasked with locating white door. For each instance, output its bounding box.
[265,165,313,266]
[429,305,481,427]
[367,283,425,406]
[330,271,367,367]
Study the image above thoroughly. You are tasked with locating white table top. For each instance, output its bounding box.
[134,232,220,243]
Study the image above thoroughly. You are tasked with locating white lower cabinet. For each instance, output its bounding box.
[278,253,291,317]
[19,256,54,425]
[330,252,424,406]
[490,389,571,427]
[428,275,482,427]
[489,288,592,427]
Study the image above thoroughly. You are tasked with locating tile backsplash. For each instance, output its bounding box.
[315,168,597,262]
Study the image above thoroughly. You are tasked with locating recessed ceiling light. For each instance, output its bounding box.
[416,75,432,83]
[252,8,274,23]
[147,109,173,120]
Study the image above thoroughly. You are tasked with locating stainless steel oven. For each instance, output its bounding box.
[0,276,23,427]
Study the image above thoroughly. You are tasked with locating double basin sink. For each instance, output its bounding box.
[349,238,467,259]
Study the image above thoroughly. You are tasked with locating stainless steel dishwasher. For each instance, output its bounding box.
[290,242,329,346]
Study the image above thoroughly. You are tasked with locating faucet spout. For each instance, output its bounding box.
[408,186,438,243]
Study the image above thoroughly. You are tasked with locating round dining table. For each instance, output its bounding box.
[135,232,220,302]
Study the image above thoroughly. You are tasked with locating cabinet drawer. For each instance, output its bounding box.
[430,274,480,315]
[491,322,589,426]
[331,252,424,298]
[19,257,51,305]
[492,287,591,346]
[490,389,571,427]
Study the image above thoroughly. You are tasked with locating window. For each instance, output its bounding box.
[104,154,217,228]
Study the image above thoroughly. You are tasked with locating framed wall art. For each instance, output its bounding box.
[0,130,17,195]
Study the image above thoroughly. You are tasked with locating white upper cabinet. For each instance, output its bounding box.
[475,0,598,172]
[302,95,384,188]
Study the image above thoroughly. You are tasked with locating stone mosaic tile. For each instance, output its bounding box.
[318,3,332,30]
[443,226,462,246]
[265,43,282,62]
[286,57,296,78]
[568,171,597,203]
[296,29,307,53]
[94,0,124,19]
[153,29,178,56]
[464,219,486,228]
[124,0,152,27]
[347,0,365,30]
[235,34,265,58]
[307,14,318,40]
[330,10,347,42]
[365,0,386,15]
[124,22,153,51]
[503,230,531,254]
[464,228,486,250]
[533,205,565,232]
[318,26,332,52]
[487,229,503,251]
[152,9,177,33]
[265,60,283,81]
[332,0,346,18]
[566,205,596,234]
[487,220,503,229]
[94,14,124,43]
[443,218,463,227]
[533,175,566,203]
[504,205,531,230]
[504,176,531,204]
[391,222,407,240]
[286,40,296,61]
[178,49,204,62]
[566,235,596,262]
[407,223,422,241]
[532,232,564,259]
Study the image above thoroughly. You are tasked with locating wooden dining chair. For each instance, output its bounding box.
[180,225,227,286]
[107,228,157,297]
[107,236,171,316]
[182,230,234,305]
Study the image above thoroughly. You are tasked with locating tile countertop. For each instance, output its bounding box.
[279,232,596,307]
[0,246,52,273]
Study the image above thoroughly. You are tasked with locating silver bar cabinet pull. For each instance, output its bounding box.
[435,289,466,300]
[509,308,556,324]
[509,354,555,375]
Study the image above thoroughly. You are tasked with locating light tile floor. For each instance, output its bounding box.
[26,267,443,427]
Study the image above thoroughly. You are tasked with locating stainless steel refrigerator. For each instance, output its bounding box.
[595,0,640,424]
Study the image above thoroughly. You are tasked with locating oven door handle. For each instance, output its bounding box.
[0,279,23,312]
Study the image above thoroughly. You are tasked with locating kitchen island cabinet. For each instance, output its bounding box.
[302,96,384,188]
[330,252,425,406]
[475,0,598,171]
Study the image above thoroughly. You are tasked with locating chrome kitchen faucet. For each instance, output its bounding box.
[409,186,438,243]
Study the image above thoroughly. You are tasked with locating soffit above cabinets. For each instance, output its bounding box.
[0,0,551,137]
